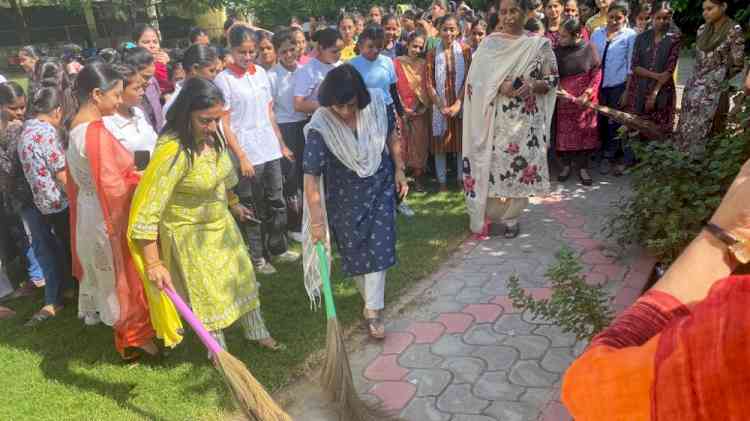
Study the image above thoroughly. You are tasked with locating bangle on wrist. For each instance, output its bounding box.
[146,260,163,270]
[704,222,750,264]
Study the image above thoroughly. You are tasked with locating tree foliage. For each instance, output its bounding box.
[606,94,750,265]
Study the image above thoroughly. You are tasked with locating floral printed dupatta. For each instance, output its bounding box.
[462,34,556,234]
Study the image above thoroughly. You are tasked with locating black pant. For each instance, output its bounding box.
[235,159,288,263]
[599,84,634,164]
[279,120,306,233]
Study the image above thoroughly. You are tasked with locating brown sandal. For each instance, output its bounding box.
[363,309,385,340]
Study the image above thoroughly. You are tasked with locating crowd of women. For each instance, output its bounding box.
[0,0,747,360]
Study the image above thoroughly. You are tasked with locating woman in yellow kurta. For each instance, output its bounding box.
[128,78,281,352]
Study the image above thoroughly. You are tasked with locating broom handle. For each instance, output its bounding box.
[315,242,337,320]
[163,287,224,356]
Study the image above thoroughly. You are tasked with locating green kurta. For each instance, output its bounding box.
[130,137,259,331]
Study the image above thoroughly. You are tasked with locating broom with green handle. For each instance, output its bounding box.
[162,286,291,421]
[315,242,398,420]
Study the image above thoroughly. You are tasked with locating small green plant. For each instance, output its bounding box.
[507,247,614,342]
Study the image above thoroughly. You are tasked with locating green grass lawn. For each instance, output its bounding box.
[0,190,468,421]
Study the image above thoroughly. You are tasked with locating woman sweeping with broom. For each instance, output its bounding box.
[128,77,282,353]
[303,64,409,340]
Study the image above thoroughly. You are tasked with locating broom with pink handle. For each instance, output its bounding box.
[162,287,291,421]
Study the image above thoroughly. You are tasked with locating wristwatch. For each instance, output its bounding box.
[704,222,750,264]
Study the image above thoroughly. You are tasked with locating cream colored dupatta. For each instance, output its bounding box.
[462,33,557,234]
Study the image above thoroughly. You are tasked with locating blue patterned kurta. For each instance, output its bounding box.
[303,113,397,277]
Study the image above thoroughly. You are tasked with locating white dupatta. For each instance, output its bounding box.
[301,89,389,307]
[432,40,466,137]
[462,33,557,234]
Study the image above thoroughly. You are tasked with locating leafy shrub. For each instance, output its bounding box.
[507,247,614,342]
[606,95,750,264]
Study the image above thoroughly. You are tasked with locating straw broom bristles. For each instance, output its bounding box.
[160,287,291,421]
[321,319,400,421]
[216,350,292,421]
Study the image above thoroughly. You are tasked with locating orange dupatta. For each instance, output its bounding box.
[562,276,750,420]
[394,56,431,112]
[66,121,155,354]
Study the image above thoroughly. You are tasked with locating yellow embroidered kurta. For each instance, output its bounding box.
[130,137,259,332]
[340,43,356,62]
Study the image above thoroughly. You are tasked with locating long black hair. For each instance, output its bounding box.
[33,57,76,125]
[0,82,25,106]
[163,77,226,165]
[28,87,62,116]
[271,28,295,51]
[133,23,159,44]
[73,62,123,108]
[0,82,26,122]
[312,28,342,50]
[111,64,140,89]
[189,26,209,44]
[318,64,371,109]
[122,47,155,72]
[19,45,45,62]
[182,44,217,75]
[357,24,386,48]
[228,25,256,49]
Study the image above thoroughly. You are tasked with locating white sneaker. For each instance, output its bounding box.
[255,260,278,275]
[274,250,301,263]
[84,312,101,326]
[287,231,304,243]
[398,202,415,217]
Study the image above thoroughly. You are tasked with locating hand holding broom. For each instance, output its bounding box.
[555,90,665,139]
[162,287,291,421]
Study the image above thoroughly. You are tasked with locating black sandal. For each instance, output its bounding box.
[557,166,571,182]
[579,169,593,186]
[504,223,520,239]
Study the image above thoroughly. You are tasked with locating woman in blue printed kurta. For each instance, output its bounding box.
[302,65,408,339]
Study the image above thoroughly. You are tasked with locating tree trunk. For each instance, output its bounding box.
[82,0,100,46]
[8,0,30,44]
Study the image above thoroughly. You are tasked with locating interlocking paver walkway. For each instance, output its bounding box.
[285,175,656,420]
[283,53,710,419]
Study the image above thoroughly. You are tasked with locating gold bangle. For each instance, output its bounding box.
[146,260,163,270]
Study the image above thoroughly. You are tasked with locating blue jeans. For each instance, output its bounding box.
[20,206,72,306]
[599,84,634,165]
[25,245,44,282]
